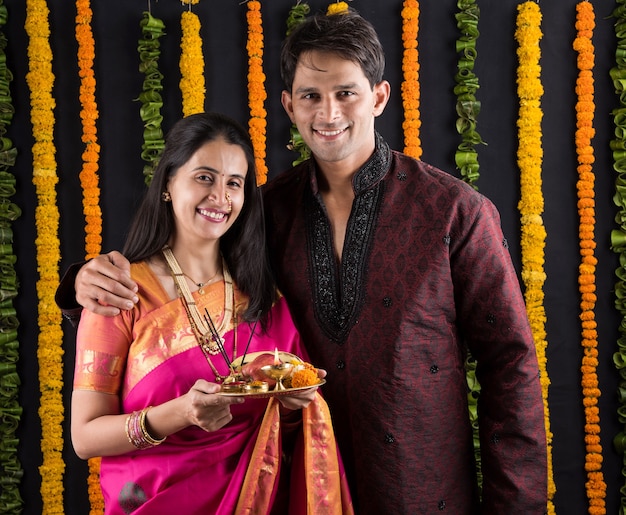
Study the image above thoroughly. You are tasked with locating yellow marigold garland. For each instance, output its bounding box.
[326,1,348,15]
[401,0,421,159]
[180,8,205,117]
[574,4,607,514]
[25,0,66,512]
[246,0,268,185]
[514,4,555,514]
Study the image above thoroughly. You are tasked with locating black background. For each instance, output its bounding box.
[4,0,622,512]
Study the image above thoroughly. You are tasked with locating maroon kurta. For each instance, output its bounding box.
[263,134,547,514]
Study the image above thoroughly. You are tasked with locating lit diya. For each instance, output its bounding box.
[261,348,294,391]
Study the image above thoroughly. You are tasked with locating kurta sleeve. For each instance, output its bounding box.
[450,196,548,512]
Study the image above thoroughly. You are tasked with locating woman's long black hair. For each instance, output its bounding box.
[122,112,276,324]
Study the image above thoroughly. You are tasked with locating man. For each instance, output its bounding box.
[58,9,547,514]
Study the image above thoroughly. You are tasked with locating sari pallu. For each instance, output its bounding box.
[74,261,353,514]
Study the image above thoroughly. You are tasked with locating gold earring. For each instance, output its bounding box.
[162,191,171,202]
[225,192,232,213]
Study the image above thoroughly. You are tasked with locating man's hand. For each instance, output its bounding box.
[76,251,138,316]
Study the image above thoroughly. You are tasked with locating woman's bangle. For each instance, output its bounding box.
[125,407,166,450]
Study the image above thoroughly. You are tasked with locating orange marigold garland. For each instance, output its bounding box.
[76,1,104,508]
[246,0,268,185]
[180,6,205,117]
[75,0,102,261]
[574,3,606,514]
[401,0,421,159]
[514,4,555,514]
[25,0,66,512]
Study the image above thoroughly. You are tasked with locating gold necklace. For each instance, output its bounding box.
[181,268,221,295]
[162,246,236,375]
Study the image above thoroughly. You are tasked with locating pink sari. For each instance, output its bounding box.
[74,261,353,514]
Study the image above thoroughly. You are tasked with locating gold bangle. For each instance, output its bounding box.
[139,407,166,447]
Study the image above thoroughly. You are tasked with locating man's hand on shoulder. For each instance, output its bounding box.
[76,251,138,316]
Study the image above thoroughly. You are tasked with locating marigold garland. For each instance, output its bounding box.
[454,0,483,189]
[76,2,104,508]
[608,0,626,512]
[137,11,166,186]
[75,0,102,263]
[25,0,66,512]
[180,8,205,117]
[401,0,421,159]
[246,0,268,185]
[326,1,348,15]
[574,4,606,514]
[0,1,24,512]
[514,4,555,514]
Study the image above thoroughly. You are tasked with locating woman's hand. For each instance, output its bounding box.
[277,368,327,410]
[183,379,245,432]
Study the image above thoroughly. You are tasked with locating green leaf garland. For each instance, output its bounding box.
[136,11,166,186]
[609,1,626,512]
[455,0,483,497]
[0,1,23,512]
[285,2,311,167]
[454,0,484,189]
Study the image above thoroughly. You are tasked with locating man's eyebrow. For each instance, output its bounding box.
[294,83,360,94]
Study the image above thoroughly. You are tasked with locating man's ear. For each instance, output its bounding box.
[373,80,391,117]
[281,90,296,123]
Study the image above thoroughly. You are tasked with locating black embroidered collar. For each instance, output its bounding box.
[307,132,392,196]
[304,132,391,343]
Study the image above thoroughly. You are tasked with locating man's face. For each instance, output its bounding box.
[281,50,389,174]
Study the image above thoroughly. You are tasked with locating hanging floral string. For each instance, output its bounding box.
[76,0,102,261]
[180,3,205,117]
[326,1,348,16]
[0,1,23,513]
[137,10,166,186]
[76,1,104,508]
[514,4,555,514]
[401,0,421,159]
[574,3,606,514]
[246,0,268,185]
[608,0,626,512]
[285,1,311,167]
[25,0,66,512]
[454,0,483,188]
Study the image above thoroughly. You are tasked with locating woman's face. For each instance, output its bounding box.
[165,137,248,247]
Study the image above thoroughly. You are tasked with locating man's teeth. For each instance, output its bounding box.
[317,128,344,136]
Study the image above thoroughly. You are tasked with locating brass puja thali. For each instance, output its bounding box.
[217,350,325,399]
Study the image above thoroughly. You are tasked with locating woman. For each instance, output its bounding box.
[71,112,352,514]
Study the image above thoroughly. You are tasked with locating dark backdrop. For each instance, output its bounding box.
[4,0,622,513]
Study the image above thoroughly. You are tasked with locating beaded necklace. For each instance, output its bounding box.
[162,245,236,381]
